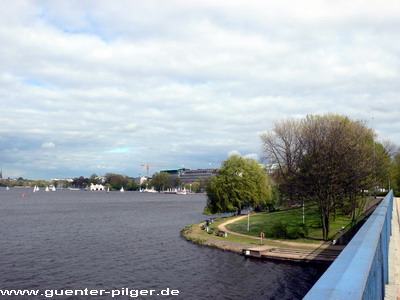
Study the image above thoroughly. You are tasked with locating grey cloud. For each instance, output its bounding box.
[1,0,400,179]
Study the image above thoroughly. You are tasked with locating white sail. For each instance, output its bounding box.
[45,186,49,192]
[120,186,124,192]
[51,186,56,192]
[6,186,9,190]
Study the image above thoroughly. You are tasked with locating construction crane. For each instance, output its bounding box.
[140,163,165,177]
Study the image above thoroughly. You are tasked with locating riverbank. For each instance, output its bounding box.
[182,215,345,263]
[183,197,384,263]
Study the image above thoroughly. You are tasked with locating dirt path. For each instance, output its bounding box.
[217,214,344,250]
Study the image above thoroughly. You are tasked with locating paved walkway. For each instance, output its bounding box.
[386,197,400,300]
[218,214,344,251]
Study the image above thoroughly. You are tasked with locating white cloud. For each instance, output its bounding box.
[0,0,400,179]
[244,153,259,161]
[41,142,55,148]
[227,151,259,162]
[227,150,241,157]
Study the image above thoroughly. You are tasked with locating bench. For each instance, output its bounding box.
[217,230,228,238]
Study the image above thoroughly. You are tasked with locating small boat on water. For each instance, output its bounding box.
[45,186,50,192]
[176,187,189,195]
[164,188,177,194]
[6,186,9,190]
[51,186,56,192]
[120,186,124,192]
[143,187,157,193]
[67,188,81,191]
[33,186,39,192]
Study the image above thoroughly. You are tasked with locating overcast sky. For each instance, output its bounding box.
[1,0,399,180]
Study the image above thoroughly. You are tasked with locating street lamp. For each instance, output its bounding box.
[237,172,251,231]
[247,206,251,231]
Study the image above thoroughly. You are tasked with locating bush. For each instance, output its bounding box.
[301,224,309,237]
[186,236,206,244]
[288,227,304,239]
[341,202,352,215]
[271,221,288,238]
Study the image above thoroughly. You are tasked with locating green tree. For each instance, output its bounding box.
[150,172,170,192]
[106,173,129,190]
[72,176,89,189]
[373,142,393,191]
[204,155,273,215]
[167,175,181,189]
[191,181,201,193]
[89,173,99,184]
[297,114,377,239]
[260,118,304,205]
[393,153,400,190]
[261,114,378,240]
[124,180,138,191]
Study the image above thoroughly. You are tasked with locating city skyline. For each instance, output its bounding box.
[1,1,400,180]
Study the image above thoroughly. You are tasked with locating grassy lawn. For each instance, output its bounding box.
[226,203,367,242]
[189,217,316,249]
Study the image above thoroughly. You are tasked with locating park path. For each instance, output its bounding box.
[217,214,345,250]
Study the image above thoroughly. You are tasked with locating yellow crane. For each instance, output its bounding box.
[140,163,165,177]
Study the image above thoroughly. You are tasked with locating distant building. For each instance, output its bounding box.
[89,183,105,191]
[180,168,218,184]
[260,163,279,174]
[159,168,186,177]
[51,178,74,189]
[160,168,218,184]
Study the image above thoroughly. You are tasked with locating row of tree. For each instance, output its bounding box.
[148,172,209,193]
[261,114,394,240]
[204,114,396,241]
[1,172,211,194]
[71,173,139,191]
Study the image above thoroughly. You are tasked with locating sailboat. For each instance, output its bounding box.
[177,187,188,195]
[45,186,49,192]
[33,186,39,192]
[6,186,9,191]
[107,187,110,193]
[51,186,56,192]
[120,186,124,192]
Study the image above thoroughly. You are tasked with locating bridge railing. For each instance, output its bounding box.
[304,190,393,300]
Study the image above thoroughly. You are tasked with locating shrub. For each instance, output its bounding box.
[288,227,304,239]
[271,221,288,238]
[186,236,206,244]
[301,224,309,237]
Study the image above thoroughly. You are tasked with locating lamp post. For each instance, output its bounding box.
[247,206,250,231]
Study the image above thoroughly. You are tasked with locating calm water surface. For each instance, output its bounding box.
[0,188,327,299]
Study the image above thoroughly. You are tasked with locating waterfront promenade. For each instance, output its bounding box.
[217,215,345,263]
[184,215,345,263]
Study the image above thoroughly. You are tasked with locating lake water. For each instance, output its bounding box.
[0,188,327,299]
